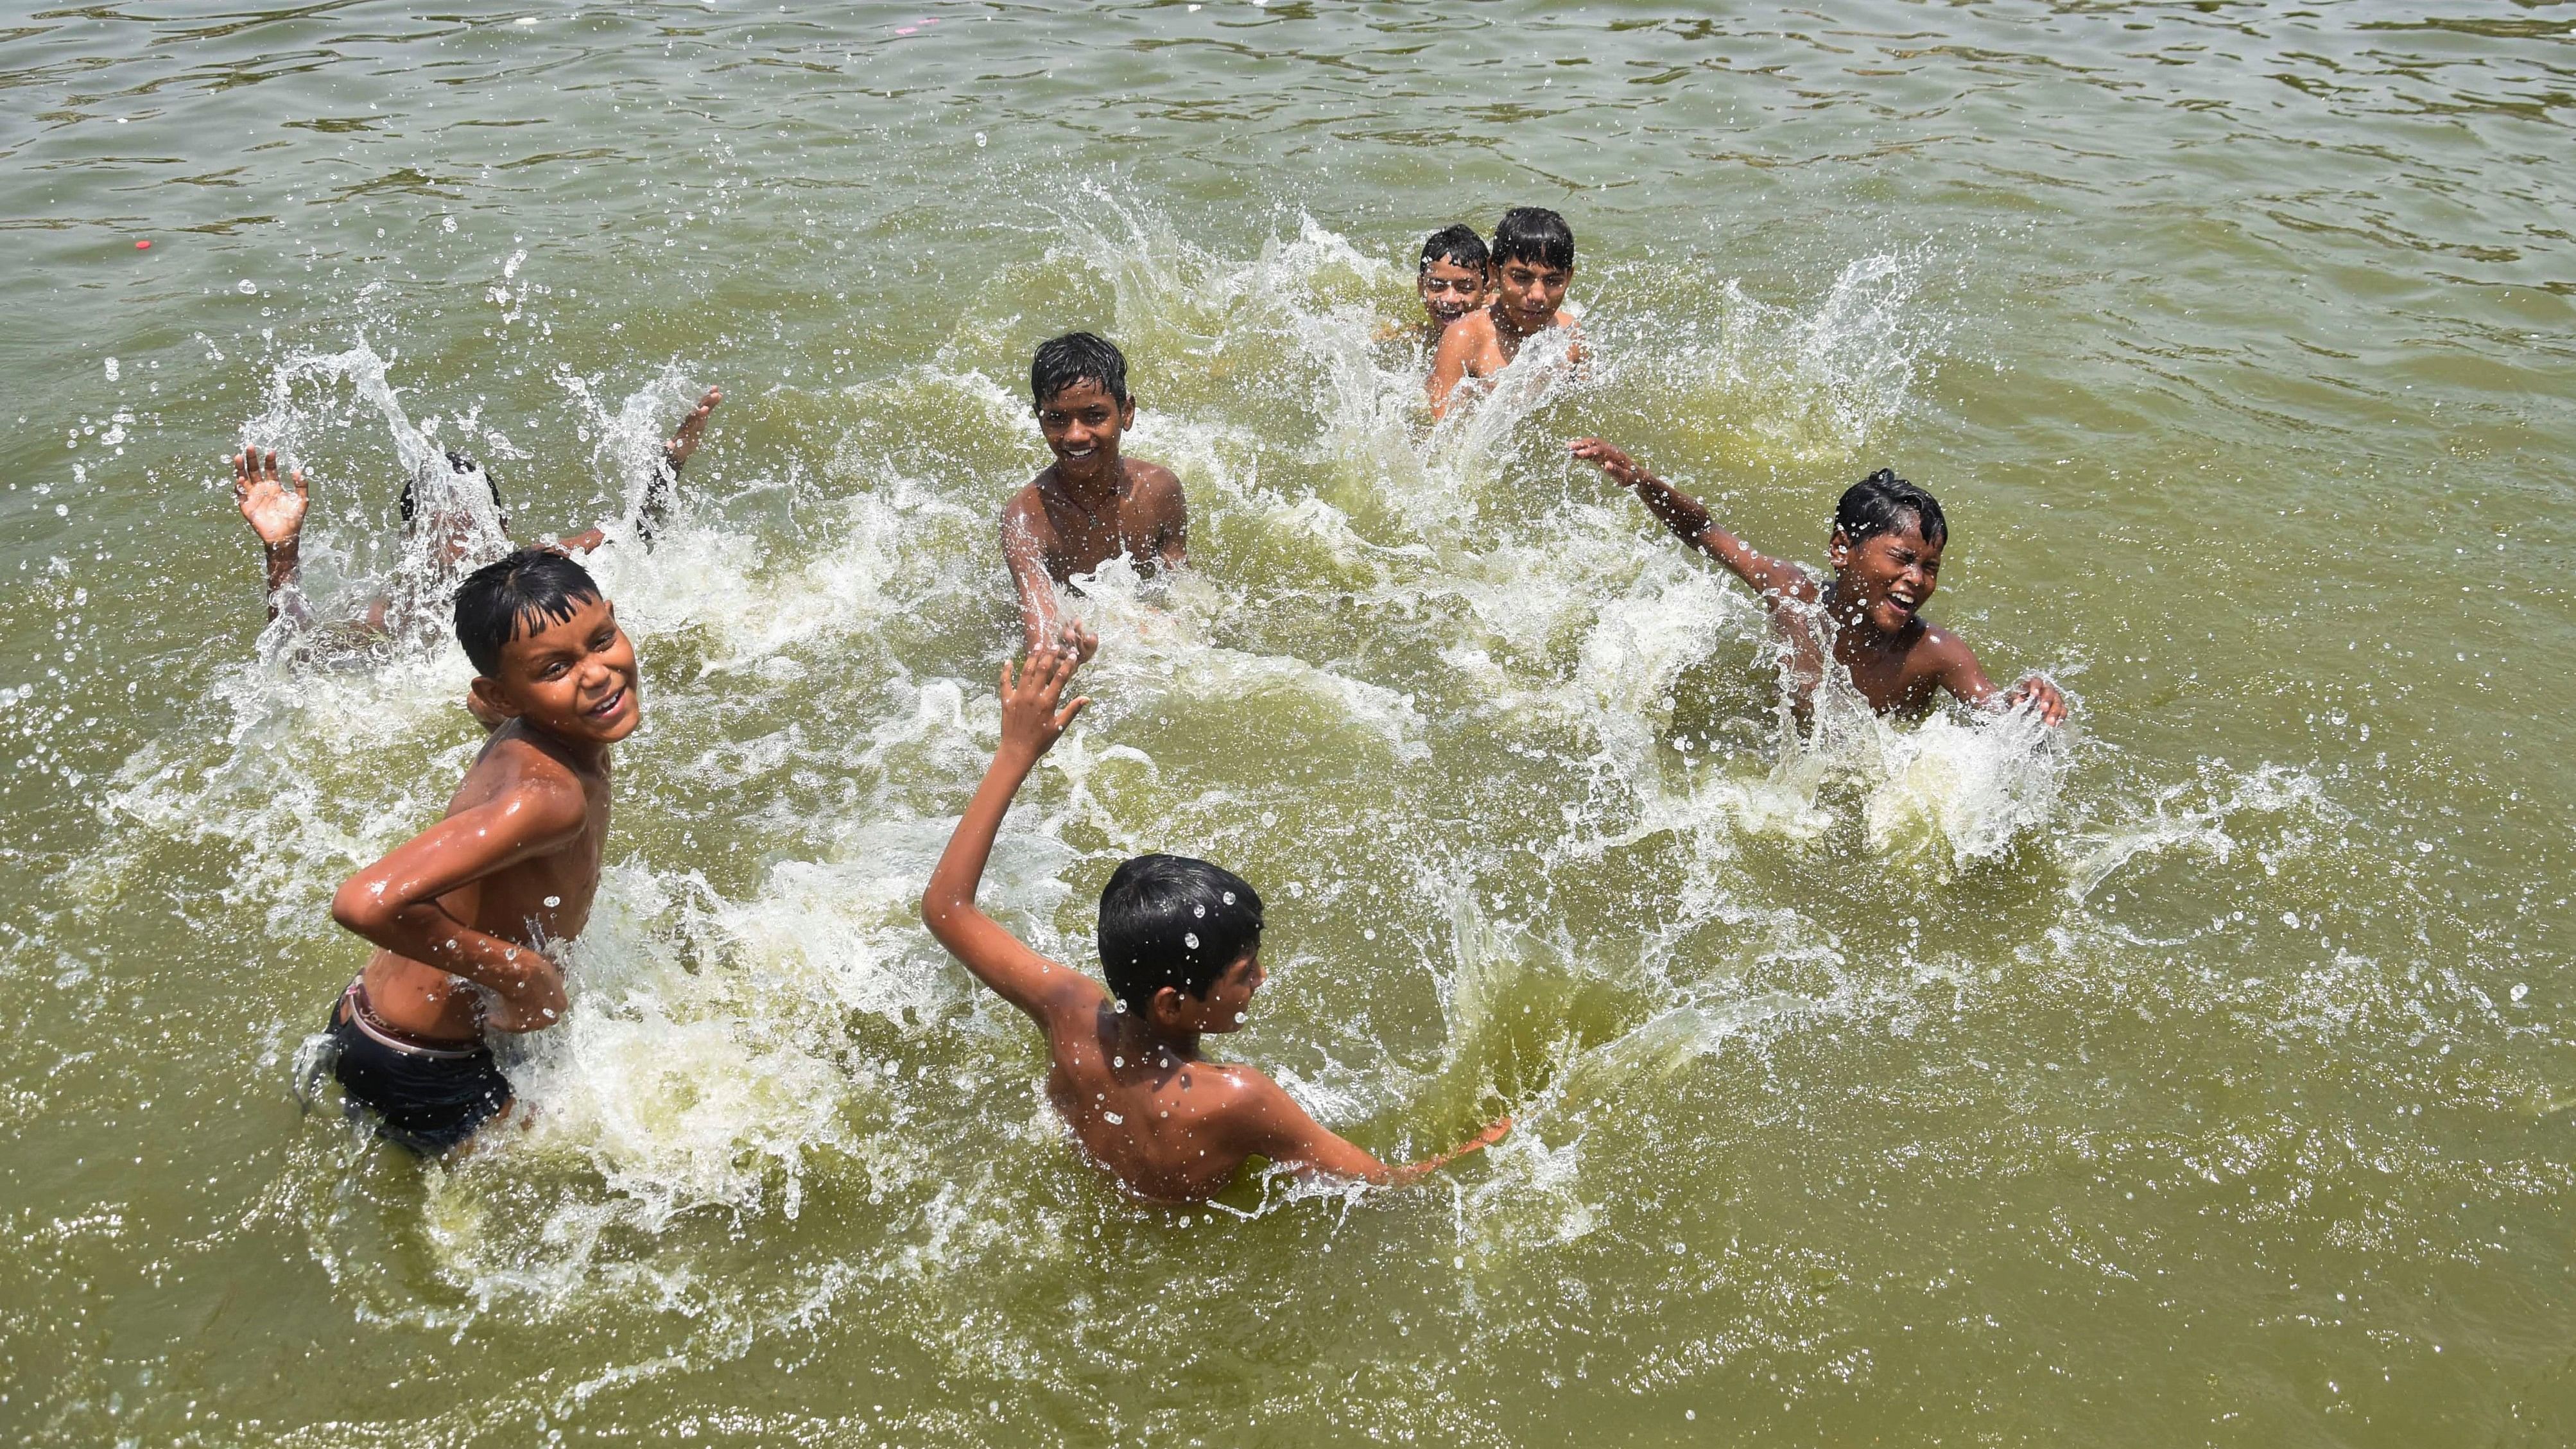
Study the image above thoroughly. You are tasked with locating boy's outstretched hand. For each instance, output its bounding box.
[2000,673,2070,726]
[233,449,308,547]
[997,645,1091,763]
[1569,437,1646,489]
[664,386,722,469]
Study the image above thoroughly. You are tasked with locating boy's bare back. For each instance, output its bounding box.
[921,648,1508,1204]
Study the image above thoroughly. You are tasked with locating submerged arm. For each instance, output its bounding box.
[1569,438,1819,608]
[1933,631,2068,725]
[999,504,1098,661]
[327,774,586,1030]
[920,647,1099,1024]
[1234,1079,1513,1186]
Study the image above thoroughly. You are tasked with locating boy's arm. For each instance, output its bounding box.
[1426,318,1480,417]
[1569,438,1819,608]
[1930,630,2069,725]
[1000,502,1099,663]
[637,385,722,545]
[1146,465,1188,572]
[327,769,589,1030]
[1230,1074,1513,1186]
[552,386,725,555]
[920,646,1104,1025]
[232,450,310,623]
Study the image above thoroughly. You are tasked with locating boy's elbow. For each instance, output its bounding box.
[329,876,391,938]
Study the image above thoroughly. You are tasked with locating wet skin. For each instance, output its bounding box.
[329,594,641,1041]
[921,646,1510,1202]
[998,378,1187,658]
[1415,255,1489,346]
[1570,437,2068,725]
[1427,256,1582,416]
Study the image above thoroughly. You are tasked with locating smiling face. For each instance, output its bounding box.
[1828,521,1945,637]
[1492,256,1571,331]
[473,594,643,745]
[1036,378,1135,488]
[1418,256,1487,328]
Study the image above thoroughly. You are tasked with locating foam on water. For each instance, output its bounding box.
[77,204,2356,1407]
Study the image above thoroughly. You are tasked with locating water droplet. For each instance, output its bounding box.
[234,279,257,295]
[103,358,119,382]
[1193,903,1206,918]
[1184,932,1198,950]
[1103,1111,1123,1125]
[1222,890,1236,904]
[2512,983,2529,1002]
[544,896,562,907]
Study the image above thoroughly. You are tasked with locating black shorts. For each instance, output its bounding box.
[325,988,511,1155]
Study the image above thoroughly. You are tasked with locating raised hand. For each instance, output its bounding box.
[232,449,309,548]
[1059,618,1100,665]
[662,386,722,469]
[2001,673,2069,726]
[996,645,1091,762]
[1569,437,1646,489]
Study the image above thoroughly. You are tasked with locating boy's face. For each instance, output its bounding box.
[1418,257,1487,328]
[1036,379,1135,487]
[1492,256,1571,330]
[475,594,643,744]
[1828,523,1944,636]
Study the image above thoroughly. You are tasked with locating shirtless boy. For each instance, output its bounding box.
[1408,223,1491,351]
[921,646,1512,1203]
[233,385,721,627]
[319,549,641,1154]
[1428,207,1582,418]
[999,334,1184,661]
[1572,438,2068,725]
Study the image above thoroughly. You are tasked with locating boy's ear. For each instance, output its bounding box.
[467,675,524,722]
[1146,983,1190,1028]
[1118,397,1137,428]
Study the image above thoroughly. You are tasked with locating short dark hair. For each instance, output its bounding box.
[1491,207,1575,273]
[402,449,506,527]
[454,548,603,676]
[1098,854,1264,1015]
[1834,468,1948,548]
[1419,223,1489,273]
[1031,332,1129,412]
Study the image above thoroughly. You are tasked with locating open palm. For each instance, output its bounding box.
[232,449,307,547]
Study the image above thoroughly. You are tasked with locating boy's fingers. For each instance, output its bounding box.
[290,469,308,498]
[1054,696,1091,729]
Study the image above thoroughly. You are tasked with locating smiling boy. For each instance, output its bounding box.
[1428,207,1582,417]
[921,646,1512,1204]
[1410,223,1491,351]
[318,549,641,1154]
[998,333,1184,660]
[1572,439,2067,725]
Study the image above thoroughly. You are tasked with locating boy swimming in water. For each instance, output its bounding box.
[921,646,1512,1203]
[1572,438,2068,725]
[1406,223,1491,351]
[1428,207,1583,418]
[232,385,721,627]
[998,333,1185,661]
[318,549,641,1154]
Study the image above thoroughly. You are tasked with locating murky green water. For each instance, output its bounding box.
[4,1,2573,1443]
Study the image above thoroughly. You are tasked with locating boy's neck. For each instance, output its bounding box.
[1489,299,1546,344]
[1117,1012,1202,1063]
[508,717,613,776]
[1047,455,1125,510]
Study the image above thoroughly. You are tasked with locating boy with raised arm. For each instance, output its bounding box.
[1428,207,1583,418]
[921,646,1511,1204]
[1572,438,2068,725]
[998,334,1185,661]
[318,550,642,1154]
[233,385,721,626]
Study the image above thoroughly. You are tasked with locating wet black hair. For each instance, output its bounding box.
[454,548,603,677]
[1419,223,1489,274]
[1834,468,1948,548]
[1031,331,1130,412]
[401,449,506,526]
[1098,853,1265,1016]
[1491,206,1575,273]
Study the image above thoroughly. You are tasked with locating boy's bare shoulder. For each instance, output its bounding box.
[1123,457,1184,502]
[457,728,595,828]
